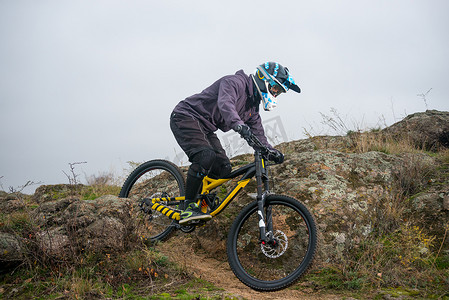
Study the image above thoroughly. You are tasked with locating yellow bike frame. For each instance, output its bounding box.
[150,176,251,220]
[200,176,251,216]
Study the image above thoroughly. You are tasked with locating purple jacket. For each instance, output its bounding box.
[173,70,272,148]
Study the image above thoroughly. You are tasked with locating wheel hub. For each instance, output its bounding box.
[261,230,288,258]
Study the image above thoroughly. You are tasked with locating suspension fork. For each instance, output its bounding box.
[255,151,273,244]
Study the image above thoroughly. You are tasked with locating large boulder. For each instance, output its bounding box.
[0,232,23,263]
[33,195,135,256]
[193,137,448,264]
[383,110,449,150]
[0,195,136,263]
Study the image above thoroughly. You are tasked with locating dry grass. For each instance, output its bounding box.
[348,131,418,155]
[82,171,121,200]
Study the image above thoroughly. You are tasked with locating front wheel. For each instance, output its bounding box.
[226,194,318,291]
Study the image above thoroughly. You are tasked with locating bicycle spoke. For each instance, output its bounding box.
[120,160,185,242]
[228,195,317,290]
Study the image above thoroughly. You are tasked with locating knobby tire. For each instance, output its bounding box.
[226,194,318,291]
[119,160,185,242]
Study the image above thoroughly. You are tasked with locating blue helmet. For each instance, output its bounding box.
[251,62,301,111]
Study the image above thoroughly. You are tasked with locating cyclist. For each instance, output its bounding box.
[170,62,301,225]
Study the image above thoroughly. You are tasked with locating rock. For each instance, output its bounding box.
[32,184,85,204]
[0,194,26,214]
[0,195,135,262]
[268,149,403,260]
[383,110,449,150]
[0,232,23,262]
[194,130,449,263]
[85,216,126,251]
[408,183,449,237]
[36,227,70,256]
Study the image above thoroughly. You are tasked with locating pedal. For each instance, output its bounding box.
[178,219,208,227]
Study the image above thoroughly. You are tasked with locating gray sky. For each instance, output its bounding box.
[1,0,448,193]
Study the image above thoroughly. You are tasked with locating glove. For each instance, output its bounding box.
[233,124,252,139]
[267,149,284,164]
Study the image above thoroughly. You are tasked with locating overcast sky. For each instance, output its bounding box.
[1,0,448,193]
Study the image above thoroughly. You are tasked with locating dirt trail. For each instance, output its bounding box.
[156,237,342,300]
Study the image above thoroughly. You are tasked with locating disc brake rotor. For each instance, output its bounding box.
[261,230,288,258]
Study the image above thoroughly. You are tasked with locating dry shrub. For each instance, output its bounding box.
[349,131,418,155]
[331,185,445,293]
[83,172,121,200]
[392,153,435,197]
[369,192,405,236]
[348,222,438,289]
[440,148,449,164]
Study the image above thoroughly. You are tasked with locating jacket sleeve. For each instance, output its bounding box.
[246,112,274,149]
[216,75,273,149]
[217,77,245,130]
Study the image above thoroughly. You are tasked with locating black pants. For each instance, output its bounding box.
[170,112,231,179]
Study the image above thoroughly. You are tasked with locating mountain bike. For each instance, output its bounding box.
[119,134,318,291]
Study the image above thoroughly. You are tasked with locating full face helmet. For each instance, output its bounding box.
[251,62,301,111]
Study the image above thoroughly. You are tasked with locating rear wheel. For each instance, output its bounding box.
[119,160,185,242]
[226,194,318,291]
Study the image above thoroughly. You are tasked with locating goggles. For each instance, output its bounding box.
[269,84,285,97]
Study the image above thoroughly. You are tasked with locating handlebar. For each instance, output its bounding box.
[244,133,266,152]
[244,133,279,162]
[234,125,282,164]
